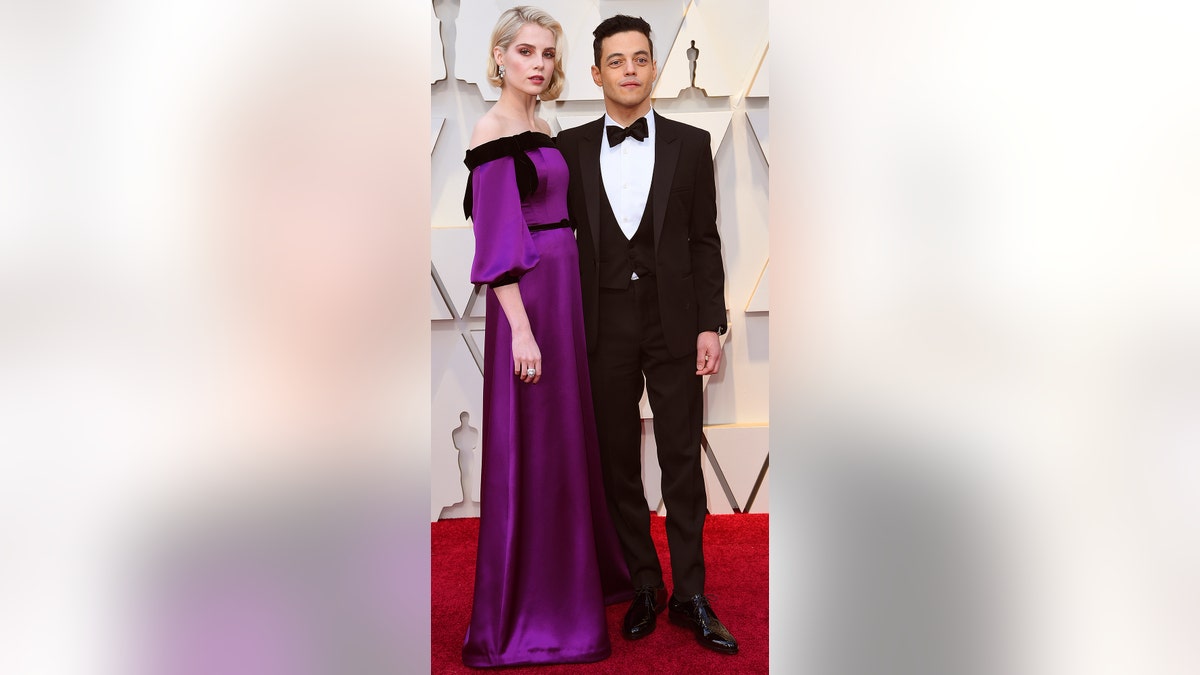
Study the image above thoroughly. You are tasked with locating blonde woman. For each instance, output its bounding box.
[460,6,631,668]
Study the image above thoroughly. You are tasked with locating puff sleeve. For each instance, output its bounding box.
[465,156,540,287]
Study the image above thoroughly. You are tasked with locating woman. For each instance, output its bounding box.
[460,6,631,668]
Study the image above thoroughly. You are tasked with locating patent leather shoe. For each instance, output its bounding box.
[668,594,739,655]
[622,585,668,640]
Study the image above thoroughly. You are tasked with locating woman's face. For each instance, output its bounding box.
[495,23,556,98]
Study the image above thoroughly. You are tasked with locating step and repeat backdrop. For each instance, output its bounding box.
[430,0,769,520]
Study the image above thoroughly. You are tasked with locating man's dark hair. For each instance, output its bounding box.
[592,15,653,67]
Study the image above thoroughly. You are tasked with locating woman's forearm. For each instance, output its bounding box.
[492,283,531,334]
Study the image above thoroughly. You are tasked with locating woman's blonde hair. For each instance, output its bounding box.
[486,6,566,101]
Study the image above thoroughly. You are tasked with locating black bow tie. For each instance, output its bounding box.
[606,117,649,146]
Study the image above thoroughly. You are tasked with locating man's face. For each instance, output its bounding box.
[591,30,657,112]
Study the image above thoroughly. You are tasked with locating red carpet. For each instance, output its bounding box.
[432,513,768,673]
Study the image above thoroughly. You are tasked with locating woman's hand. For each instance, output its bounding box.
[491,283,540,383]
[512,328,542,384]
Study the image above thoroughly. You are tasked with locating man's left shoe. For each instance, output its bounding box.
[667,594,739,655]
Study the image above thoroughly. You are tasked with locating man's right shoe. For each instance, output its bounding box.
[622,585,668,640]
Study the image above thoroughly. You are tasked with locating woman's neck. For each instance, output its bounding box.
[495,87,541,130]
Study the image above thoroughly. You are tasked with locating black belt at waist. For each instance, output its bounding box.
[528,218,571,232]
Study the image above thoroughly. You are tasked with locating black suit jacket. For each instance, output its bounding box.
[558,111,726,358]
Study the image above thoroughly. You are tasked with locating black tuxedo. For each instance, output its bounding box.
[558,111,726,597]
[561,112,726,356]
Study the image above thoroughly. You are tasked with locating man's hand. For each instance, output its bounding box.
[695,330,722,375]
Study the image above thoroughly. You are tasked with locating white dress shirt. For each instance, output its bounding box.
[600,110,656,241]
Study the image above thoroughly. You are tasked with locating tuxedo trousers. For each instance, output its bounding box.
[589,277,708,597]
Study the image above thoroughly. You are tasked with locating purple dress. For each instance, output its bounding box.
[461,132,632,668]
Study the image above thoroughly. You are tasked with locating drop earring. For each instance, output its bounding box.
[498,64,506,79]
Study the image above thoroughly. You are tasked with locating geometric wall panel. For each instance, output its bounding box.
[654,0,768,99]
[430,227,478,319]
[747,465,768,514]
[746,258,769,313]
[431,267,454,320]
[660,111,733,158]
[746,107,769,165]
[701,449,736,515]
[467,329,486,372]
[431,117,445,153]
[747,43,769,98]
[465,285,487,319]
[703,424,769,512]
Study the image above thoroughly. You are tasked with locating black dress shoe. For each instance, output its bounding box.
[622,585,668,640]
[668,594,739,655]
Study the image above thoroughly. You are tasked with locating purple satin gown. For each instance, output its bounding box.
[461,132,631,668]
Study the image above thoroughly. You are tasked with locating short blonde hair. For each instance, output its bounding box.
[486,6,566,101]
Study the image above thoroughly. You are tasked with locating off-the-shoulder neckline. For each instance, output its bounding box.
[461,131,555,218]
[467,130,552,152]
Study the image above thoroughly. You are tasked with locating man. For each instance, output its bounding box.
[557,15,737,655]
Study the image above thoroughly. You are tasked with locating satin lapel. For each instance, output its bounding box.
[651,112,680,248]
[578,117,605,257]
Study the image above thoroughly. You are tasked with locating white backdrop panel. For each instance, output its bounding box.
[653,0,768,99]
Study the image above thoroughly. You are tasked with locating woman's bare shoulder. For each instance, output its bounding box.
[469,113,509,150]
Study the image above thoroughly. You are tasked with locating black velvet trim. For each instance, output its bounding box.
[528,218,571,232]
[488,275,520,288]
[462,131,556,220]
